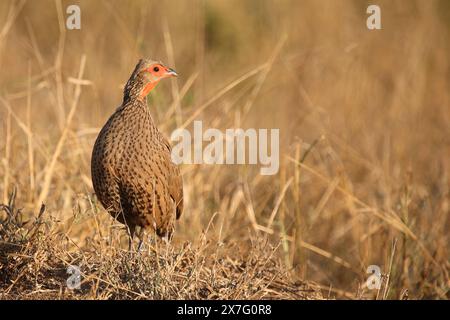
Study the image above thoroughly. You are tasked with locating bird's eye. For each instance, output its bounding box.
[153,66,159,72]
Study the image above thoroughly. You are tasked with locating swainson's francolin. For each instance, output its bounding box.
[91,59,183,248]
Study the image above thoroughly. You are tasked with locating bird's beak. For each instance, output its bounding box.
[165,67,178,77]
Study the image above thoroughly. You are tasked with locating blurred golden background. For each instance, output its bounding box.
[0,0,449,299]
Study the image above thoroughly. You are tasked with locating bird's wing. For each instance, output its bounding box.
[170,163,184,220]
[161,136,184,219]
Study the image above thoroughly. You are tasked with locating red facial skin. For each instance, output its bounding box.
[140,64,177,98]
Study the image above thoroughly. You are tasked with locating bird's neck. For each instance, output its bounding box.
[122,71,161,104]
[123,75,147,104]
[120,78,157,130]
[122,88,146,105]
[122,92,147,105]
[120,95,150,117]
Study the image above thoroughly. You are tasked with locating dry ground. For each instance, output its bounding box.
[0,0,449,299]
[0,194,322,299]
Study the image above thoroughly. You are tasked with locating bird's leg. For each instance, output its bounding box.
[162,224,174,245]
[137,239,144,252]
[136,226,146,253]
[163,234,170,245]
[128,237,133,252]
[127,224,136,252]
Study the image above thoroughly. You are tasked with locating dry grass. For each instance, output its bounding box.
[0,192,322,299]
[0,0,449,299]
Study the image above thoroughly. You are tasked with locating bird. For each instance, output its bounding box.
[91,58,183,250]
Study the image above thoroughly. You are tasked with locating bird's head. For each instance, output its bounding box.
[123,58,177,102]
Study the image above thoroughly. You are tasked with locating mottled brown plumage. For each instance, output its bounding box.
[91,59,183,244]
